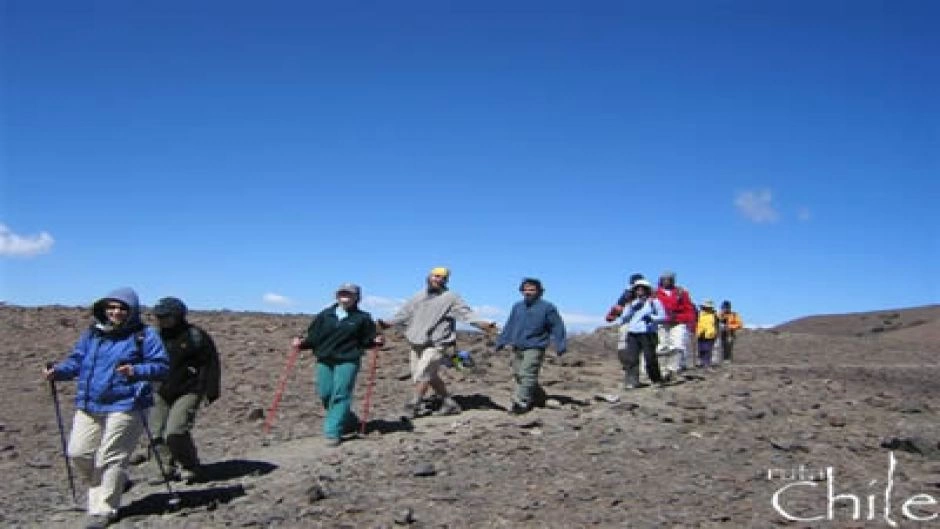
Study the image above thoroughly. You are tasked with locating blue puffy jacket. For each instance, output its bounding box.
[53,287,169,413]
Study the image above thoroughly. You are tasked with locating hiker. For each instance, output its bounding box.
[695,300,720,368]
[612,279,666,389]
[606,273,651,379]
[292,283,380,447]
[42,288,169,529]
[495,278,567,414]
[378,267,496,418]
[718,300,743,363]
[655,271,696,379]
[147,297,221,483]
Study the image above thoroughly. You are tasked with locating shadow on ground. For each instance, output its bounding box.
[197,459,278,482]
[119,484,247,518]
[454,393,506,412]
[363,417,415,435]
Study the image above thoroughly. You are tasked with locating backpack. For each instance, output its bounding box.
[698,312,718,340]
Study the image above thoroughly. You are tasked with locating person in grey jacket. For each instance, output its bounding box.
[495,278,567,414]
[617,279,667,389]
[378,267,496,417]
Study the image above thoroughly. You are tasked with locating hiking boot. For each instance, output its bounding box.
[434,397,461,416]
[323,437,341,448]
[148,466,181,485]
[403,398,421,418]
[508,402,531,415]
[342,414,361,435]
[84,513,114,529]
[180,465,203,484]
[623,383,639,390]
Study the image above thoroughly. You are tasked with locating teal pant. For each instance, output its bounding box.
[315,359,360,439]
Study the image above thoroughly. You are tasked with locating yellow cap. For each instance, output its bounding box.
[430,267,450,278]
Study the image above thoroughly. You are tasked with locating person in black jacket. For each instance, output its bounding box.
[292,283,380,447]
[148,297,220,482]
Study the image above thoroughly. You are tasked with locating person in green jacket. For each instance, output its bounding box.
[292,283,380,447]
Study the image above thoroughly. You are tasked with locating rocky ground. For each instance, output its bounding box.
[1,304,938,528]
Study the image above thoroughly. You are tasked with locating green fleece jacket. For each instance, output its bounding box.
[300,305,377,362]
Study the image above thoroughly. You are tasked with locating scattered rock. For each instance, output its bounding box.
[880,436,940,459]
[412,463,436,477]
[247,408,265,421]
[24,456,51,469]
[770,439,810,453]
[896,399,928,414]
[305,483,327,503]
[394,507,415,525]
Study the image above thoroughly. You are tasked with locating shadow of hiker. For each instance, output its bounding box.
[119,484,246,518]
[454,393,507,412]
[195,459,278,483]
[542,393,590,408]
[362,417,415,435]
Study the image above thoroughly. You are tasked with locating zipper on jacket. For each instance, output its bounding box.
[84,335,101,410]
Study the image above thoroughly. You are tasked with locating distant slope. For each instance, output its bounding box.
[773,304,940,343]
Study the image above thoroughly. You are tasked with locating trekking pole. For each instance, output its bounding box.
[359,346,380,435]
[45,362,78,505]
[263,344,301,435]
[138,410,182,509]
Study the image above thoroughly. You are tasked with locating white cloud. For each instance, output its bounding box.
[0,224,55,257]
[561,312,605,330]
[734,189,779,223]
[797,207,812,222]
[745,323,776,330]
[361,295,405,314]
[472,304,504,318]
[262,292,293,306]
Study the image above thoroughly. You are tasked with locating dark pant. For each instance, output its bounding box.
[698,338,716,367]
[720,332,735,362]
[618,332,662,386]
[149,393,202,470]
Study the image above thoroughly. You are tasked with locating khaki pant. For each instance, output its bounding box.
[657,323,689,373]
[409,344,450,383]
[67,409,143,517]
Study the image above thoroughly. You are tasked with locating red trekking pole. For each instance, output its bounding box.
[263,344,301,435]
[359,346,380,435]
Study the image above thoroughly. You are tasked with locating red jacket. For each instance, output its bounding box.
[655,287,696,325]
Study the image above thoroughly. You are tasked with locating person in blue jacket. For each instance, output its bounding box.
[43,287,169,529]
[616,278,666,389]
[495,278,567,415]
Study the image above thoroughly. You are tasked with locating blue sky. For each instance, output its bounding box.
[1,0,937,330]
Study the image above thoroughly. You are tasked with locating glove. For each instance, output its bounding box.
[605,305,623,323]
[642,314,653,324]
[373,334,385,347]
